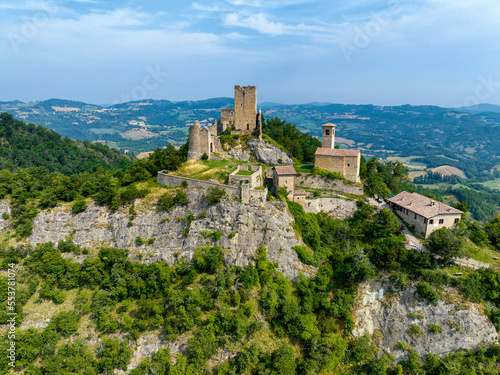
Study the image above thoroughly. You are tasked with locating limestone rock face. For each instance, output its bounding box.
[219,144,251,161]
[353,278,499,361]
[304,198,357,220]
[28,190,314,281]
[247,138,293,165]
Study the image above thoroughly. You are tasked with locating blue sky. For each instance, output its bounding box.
[1,0,500,107]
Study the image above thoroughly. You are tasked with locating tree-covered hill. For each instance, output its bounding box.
[0,112,133,174]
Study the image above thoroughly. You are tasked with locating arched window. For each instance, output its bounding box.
[325,129,330,136]
[210,143,213,152]
[247,123,250,130]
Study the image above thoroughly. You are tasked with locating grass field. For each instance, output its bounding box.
[236,170,254,176]
[172,159,239,183]
[482,178,500,190]
[294,164,314,174]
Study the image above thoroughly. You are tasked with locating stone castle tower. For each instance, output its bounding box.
[187,85,261,161]
[187,121,202,161]
[234,85,258,133]
[322,123,336,149]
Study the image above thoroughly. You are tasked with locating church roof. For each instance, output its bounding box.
[388,191,463,219]
[315,148,360,157]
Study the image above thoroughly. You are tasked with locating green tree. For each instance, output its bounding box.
[428,227,464,266]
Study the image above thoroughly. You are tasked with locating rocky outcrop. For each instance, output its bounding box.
[353,278,499,361]
[296,174,364,195]
[28,190,315,281]
[219,144,251,161]
[304,198,357,219]
[0,201,11,232]
[247,138,293,165]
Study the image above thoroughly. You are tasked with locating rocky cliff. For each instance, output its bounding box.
[26,189,315,280]
[353,278,498,361]
[247,138,293,165]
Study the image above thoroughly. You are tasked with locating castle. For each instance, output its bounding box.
[315,123,361,183]
[187,85,262,161]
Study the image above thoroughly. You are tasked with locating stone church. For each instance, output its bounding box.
[187,85,262,161]
[315,123,361,183]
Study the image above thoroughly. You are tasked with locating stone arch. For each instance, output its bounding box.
[325,129,330,136]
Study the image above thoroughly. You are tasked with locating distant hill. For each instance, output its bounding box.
[0,112,133,174]
[456,103,500,114]
[1,98,499,178]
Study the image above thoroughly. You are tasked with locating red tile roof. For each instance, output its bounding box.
[315,147,360,157]
[388,191,463,219]
[274,166,297,175]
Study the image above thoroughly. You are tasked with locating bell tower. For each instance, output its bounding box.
[321,123,336,149]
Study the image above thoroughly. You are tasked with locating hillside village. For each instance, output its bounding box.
[0,91,500,374]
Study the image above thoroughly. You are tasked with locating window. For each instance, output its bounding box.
[429,219,434,224]
[454,218,459,223]
[439,219,444,224]
[247,123,249,130]
[325,129,330,135]
[424,218,427,224]
[347,164,350,167]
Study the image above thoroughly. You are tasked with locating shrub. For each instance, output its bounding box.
[136,236,144,246]
[204,187,226,205]
[72,198,87,214]
[146,238,154,245]
[406,324,423,337]
[427,324,443,334]
[229,232,236,239]
[407,311,424,320]
[201,230,222,242]
[416,282,440,302]
[2,212,9,220]
[157,190,188,211]
[201,153,209,160]
[293,245,318,266]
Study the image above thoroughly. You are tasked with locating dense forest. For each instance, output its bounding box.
[0,113,133,174]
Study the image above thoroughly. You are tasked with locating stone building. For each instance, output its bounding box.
[187,85,262,161]
[315,123,361,183]
[186,120,223,161]
[388,191,463,238]
[271,166,307,207]
[273,166,297,197]
[222,85,261,134]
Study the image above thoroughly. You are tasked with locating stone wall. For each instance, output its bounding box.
[157,172,266,204]
[220,108,234,126]
[304,198,357,219]
[228,164,263,189]
[234,85,257,133]
[157,172,240,196]
[296,174,363,195]
[315,154,360,183]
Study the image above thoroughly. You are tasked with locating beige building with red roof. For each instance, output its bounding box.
[315,123,361,183]
[272,166,307,207]
[388,191,463,238]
